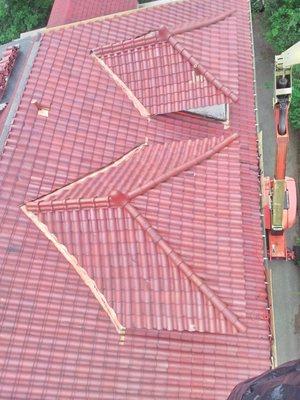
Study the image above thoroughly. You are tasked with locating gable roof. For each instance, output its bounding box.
[0,0,270,398]
[48,0,138,27]
[23,133,247,334]
[91,9,238,117]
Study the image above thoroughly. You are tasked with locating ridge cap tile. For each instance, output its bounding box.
[22,133,245,334]
[91,8,239,117]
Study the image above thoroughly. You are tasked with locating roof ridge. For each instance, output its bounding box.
[25,134,238,214]
[170,8,236,36]
[165,33,238,102]
[128,133,238,199]
[91,9,238,115]
[93,9,236,56]
[124,201,246,333]
[25,142,148,213]
[26,196,110,213]
[91,32,158,57]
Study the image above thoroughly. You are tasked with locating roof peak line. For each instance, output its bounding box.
[128,133,239,199]
[24,133,238,214]
[162,32,238,102]
[161,8,236,38]
[124,201,246,333]
[92,8,236,58]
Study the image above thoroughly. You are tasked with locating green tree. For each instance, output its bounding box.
[264,0,300,53]
[289,65,300,130]
[263,0,300,130]
[0,0,53,45]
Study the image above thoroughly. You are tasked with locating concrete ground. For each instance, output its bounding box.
[253,15,300,366]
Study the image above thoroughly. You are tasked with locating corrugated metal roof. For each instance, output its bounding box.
[0,0,270,398]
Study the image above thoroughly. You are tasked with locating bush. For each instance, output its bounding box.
[0,0,53,45]
[263,0,300,130]
[251,0,265,13]
[289,65,300,130]
[264,0,299,53]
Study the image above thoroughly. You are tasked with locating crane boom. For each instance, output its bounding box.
[263,41,299,259]
[276,41,300,69]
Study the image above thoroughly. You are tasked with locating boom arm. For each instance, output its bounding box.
[264,41,299,259]
[276,41,300,69]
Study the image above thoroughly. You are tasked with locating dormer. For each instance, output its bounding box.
[91,9,238,119]
[23,133,248,336]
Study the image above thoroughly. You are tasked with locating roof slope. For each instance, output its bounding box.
[48,0,138,27]
[24,134,247,334]
[0,0,270,398]
[92,9,238,117]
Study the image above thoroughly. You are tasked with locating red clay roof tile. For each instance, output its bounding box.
[24,134,248,334]
[92,8,238,116]
[48,0,138,27]
[0,0,270,398]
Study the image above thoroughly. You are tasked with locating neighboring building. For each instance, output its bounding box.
[0,0,270,399]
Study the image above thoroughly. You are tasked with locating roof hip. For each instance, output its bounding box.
[124,201,247,333]
[128,133,239,199]
[162,33,238,102]
[91,7,239,116]
[24,133,239,214]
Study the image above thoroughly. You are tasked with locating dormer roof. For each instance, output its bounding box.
[91,9,238,117]
[23,133,248,335]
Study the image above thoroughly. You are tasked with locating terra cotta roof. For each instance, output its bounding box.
[92,8,238,117]
[48,0,138,27]
[24,133,247,334]
[0,0,270,399]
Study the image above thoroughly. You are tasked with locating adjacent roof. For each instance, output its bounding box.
[92,8,238,117]
[24,133,247,334]
[0,0,270,398]
[48,0,138,27]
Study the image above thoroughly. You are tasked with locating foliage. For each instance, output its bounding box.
[264,0,300,54]
[265,0,300,130]
[251,0,265,13]
[0,0,53,45]
[289,65,300,130]
[261,0,300,130]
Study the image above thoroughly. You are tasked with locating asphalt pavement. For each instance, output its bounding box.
[252,14,300,366]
